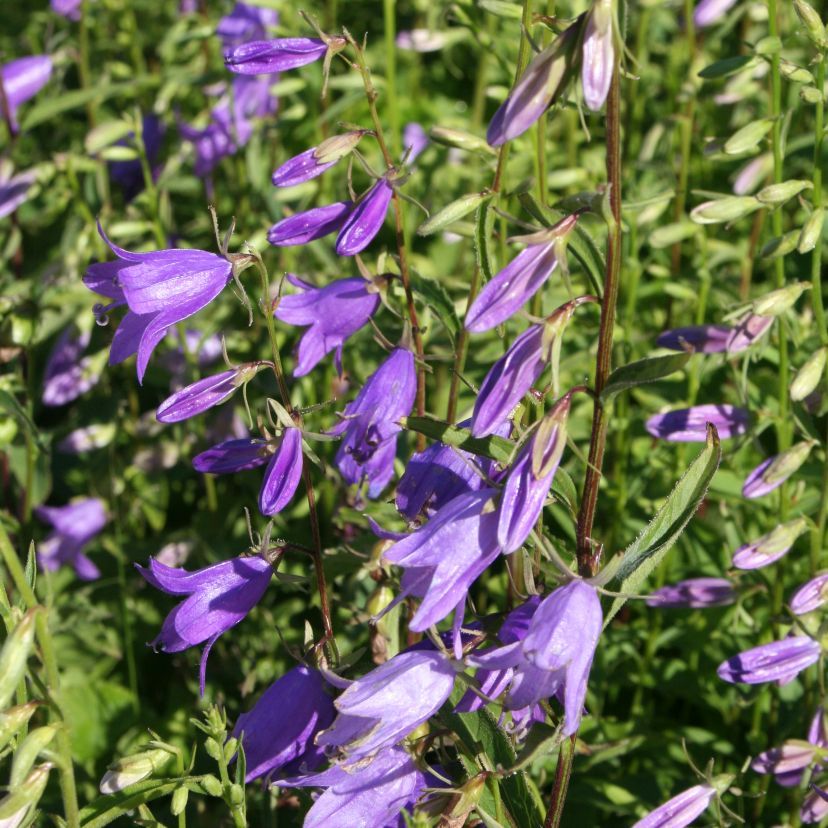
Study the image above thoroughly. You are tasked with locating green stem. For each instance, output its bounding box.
[810,56,826,342]
[382,0,399,156]
[543,735,576,828]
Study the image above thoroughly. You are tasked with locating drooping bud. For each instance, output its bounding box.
[690,196,762,225]
[790,573,828,615]
[742,443,814,499]
[718,634,821,685]
[723,118,774,155]
[224,36,345,75]
[100,749,174,794]
[646,404,749,441]
[756,179,812,206]
[632,782,716,828]
[581,0,614,111]
[732,517,809,569]
[798,208,825,254]
[752,281,811,316]
[335,177,394,256]
[725,313,773,353]
[271,131,367,188]
[268,201,352,247]
[791,347,827,401]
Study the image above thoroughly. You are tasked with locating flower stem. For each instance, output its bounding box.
[543,734,576,828]
[382,0,400,156]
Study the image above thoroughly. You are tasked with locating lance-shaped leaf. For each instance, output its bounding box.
[606,425,721,625]
[417,191,492,236]
[601,352,692,401]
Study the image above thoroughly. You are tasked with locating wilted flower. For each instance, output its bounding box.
[656,324,732,353]
[335,177,394,256]
[272,131,365,188]
[268,201,352,247]
[383,489,502,631]
[193,428,304,516]
[752,707,827,787]
[330,347,416,497]
[694,0,738,27]
[497,392,572,553]
[232,665,336,782]
[731,518,808,570]
[216,2,277,47]
[316,650,457,761]
[791,573,828,615]
[742,443,813,499]
[646,577,736,608]
[51,0,82,20]
[42,326,101,407]
[275,274,381,377]
[718,634,821,685]
[0,55,52,132]
[277,746,428,828]
[36,498,107,580]
[632,782,717,828]
[469,580,602,735]
[645,404,749,441]
[83,225,232,382]
[224,37,331,75]
[156,364,259,423]
[137,555,273,693]
[581,0,614,111]
[0,166,36,219]
[465,214,578,332]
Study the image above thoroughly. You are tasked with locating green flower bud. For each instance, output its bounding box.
[800,86,825,105]
[793,0,828,50]
[0,703,39,752]
[313,130,368,165]
[760,230,800,259]
[10,725,59,788]
[798,208,825,253]
[204,737,223,762]
[0,763,52,821]
[690,196,762,224]
[99,748,173,794]
[752,281,811,316]
[417,191,492,236]
[428,127,497,155]
[779,59,815,84]
[171,786,190,816]
[0,608,40,711]
[228,783,245,807]
[199,774,224,797]
[724,118,774,155]
[756,179,813,206]
[791,347,828,401]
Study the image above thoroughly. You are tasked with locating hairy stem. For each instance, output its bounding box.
[543,735,576,828]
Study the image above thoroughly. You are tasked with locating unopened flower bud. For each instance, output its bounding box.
[779,59,815,84]
[801,85,825,105]
[0,704,39,752]
[428,127,497,155]
[724,118,774,155]
[690,196,762,224]
[171,786,189,816]
[10,725,59,788]
[791,347,828,401]
[793,0,828,50]
[753,281,811,316]
[732,517,809,569]
[0,763,52,820]
[200,774,224,797]
[743,443,814,499]
[760,230,800,259]
[99,749,173,794]
[417,191,491,236]
[156,364,261,424]
[798,208,825,253]
[0,608,39,711]
[756,179,812,206]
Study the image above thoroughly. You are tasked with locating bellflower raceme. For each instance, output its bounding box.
[791,573,828,615]
[193,427,303,516]
[271,131,366,188]
[277,746,428,828]
[156,364,261,423]
[0,166,36,219]
[742,442,813,499]
[646,404,749,441]
[42,326,102,406]
[137,555,273,693]
[656,324,733,353]
[232,665,335,782]
[717,634,821,685]
[83,225,232,382]
[0,55,52,132]
[465,215,578,332]
[330,347,416,497]
[316,650,457,761]
[382,489,502,632]
[581,0,614,111]
[469,580,602,735]
[752,707,828,788]
[335,177,394,256]
[275,274,381,376]
[646,577,736,608]
[632,783,718,828]
[225,37,335,75]
[731,517,808,570]
[36,498,107,580]
[216,2,278,47]
[268,201,353,247]
[694,0,738,27]
[497,392,572,553]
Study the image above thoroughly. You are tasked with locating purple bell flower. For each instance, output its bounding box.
[802,786,828,824]
[36,498,107,581]
[0,167,36,219]
[645,577,735,609]
[465,214,578,332]
[469,580,602,735]
[156,364,260,423]
[330,347,417,498]
[645,404,749,442]
[232,665,335,782]
[268,201,352,247]
[632,783,717,828]
[272,131,366,188]
[752,707,828,788]
[277,746,428,828]
[791,573,828,615]
[497,392,572,553]
[83,224,232,382]
[383,489,502,631]
[656,325,733,353]
[0,56,52,133]
[193,427,304,516]
[694,0,738,27]
[224,38,330,75]
[51,0,82,20]
[581,0,614,111]
[137,555,273,693]
[335,177,394,257]
[731,518,808,570]
[42,326,101,407]
[216,2,278,47]
[274,274,381,377]
[726,313,773,353]
[742,442,813,499]
[316,650,457,761]
[717,634,821,685]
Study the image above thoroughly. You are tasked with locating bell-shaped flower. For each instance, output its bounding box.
[42,326,102,407]
[383,489,502,631]
[83,225,232,382]
[469,580,602,735]
[645,404,749,442]
[694,0,738,27]
[1,55,52,133]
[645,577,735,609]
[802,786,828,824]
[136,554,273,693]
[36,498,107,580]
[717,634,821,685]
[752,707,827,788]
[272,131,366,188]
[742,442,813,499]
[791,573,828,616]
[497,391,572,553]
[330,347,416,498]
[216,2,277,47]
[335,178,394,257]
[224,37,335,75]
[277,746,428,828]
[487,23,578,146]
[0,166,36,219]
[581,0,614,111]
[268,201,352,247]
[275,275,381,377]
[232,665,336,782]
[156,364,260,423]
[656,324,732,354]
[316,650,457,761]
[193,427,304,516]
[465,215,578,332]
[731,517,808,570]
[632,782,717,828]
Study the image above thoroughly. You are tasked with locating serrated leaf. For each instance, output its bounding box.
[605,425,721,625]
[601,352,692,400]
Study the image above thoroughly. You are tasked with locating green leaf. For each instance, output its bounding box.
[412,275,460,338]
[605,425,721,625]
[402,416,514,464]
[417,192,492,236]
[601,352,692,401]
[698,55,757,79]
[511,723,561,771]
[0,390,45,451]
